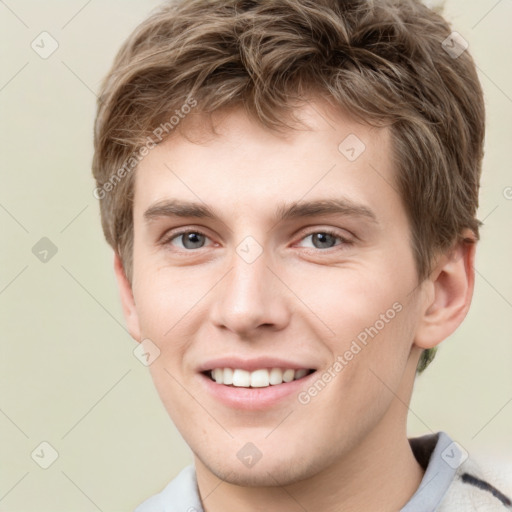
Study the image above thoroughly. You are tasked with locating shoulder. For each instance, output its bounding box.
[437,455,512,511]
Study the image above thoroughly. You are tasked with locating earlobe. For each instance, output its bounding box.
[414,232,476,350]
[113,252,142,342]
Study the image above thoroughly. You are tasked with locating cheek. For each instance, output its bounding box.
[304,266,417,390]
[337,297,418,404]
[313,307,417,443]
[291,264,404,341]
[132,260,203,339]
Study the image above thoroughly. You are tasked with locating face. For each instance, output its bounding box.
[126,101,428,486]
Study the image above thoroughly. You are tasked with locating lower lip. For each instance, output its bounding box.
[199,372,316,410]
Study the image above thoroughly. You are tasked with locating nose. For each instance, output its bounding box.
[210,245,290,338]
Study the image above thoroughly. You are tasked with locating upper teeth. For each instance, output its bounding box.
[210,368,310,387]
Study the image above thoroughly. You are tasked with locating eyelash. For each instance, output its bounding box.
[161,228,353,252]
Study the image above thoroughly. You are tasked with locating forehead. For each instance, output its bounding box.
[133,101,399,226]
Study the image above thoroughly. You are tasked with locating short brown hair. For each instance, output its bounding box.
[92,0,485,373]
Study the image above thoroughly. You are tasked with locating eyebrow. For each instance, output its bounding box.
[143,197,378,225]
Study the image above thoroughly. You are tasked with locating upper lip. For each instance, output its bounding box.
[197,356,317,373]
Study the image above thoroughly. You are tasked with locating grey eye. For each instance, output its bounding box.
[298,232,341,249]
[310,232,338,249]
[174,232,208,249]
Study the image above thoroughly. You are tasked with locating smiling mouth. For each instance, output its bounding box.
[203,368,316,388]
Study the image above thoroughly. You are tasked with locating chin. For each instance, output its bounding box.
[198,450,326,488]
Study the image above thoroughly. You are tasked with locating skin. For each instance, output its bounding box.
[115,99,476,512]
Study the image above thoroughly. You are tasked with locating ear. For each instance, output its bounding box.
[113,252,141,342]
[414,230,477,350]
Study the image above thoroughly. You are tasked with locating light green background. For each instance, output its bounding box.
[1,1,511,510]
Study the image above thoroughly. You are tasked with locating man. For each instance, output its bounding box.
[92,0,512,510]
